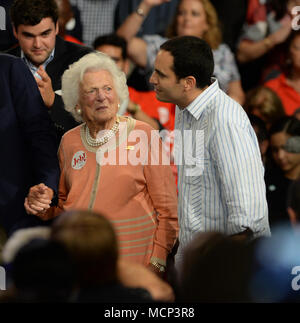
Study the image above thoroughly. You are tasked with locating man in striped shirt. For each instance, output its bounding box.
[150,36,270,267]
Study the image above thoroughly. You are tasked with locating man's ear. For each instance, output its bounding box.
[12,25,18,39]
[288,207,298,227]
[55,21,59,35]
[123,58,130,76]
[183,76,196,91]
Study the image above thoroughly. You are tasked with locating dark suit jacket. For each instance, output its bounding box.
[6,36,93,144]
[0,54,60,235]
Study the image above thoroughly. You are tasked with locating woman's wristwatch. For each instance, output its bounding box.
[135,7,145,18]
[150,261,166,273]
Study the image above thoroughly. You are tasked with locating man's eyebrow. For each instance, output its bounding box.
[21,31,35,37]
[21,28,52,37]
[111,56,121,61]
[40,28,52,35]
[155,68,166,77]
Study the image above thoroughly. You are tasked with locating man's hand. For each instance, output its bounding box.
[231,228,253,242]
[35,66,55,108]
[24,183,53,216]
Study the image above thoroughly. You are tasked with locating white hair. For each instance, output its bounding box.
[61,51,129,122]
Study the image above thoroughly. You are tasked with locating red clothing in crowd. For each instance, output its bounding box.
[64,35,83,45]
[128,87,175,131]
[264,73,300,115]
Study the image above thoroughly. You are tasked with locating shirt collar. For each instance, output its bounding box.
[21,48,55,78]
[182,77,219,120]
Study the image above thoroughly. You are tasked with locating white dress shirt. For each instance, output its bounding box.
[175,79,270,265]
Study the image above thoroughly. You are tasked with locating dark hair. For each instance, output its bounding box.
[268,0,289,20]
[51,210,119,287]
[244,86,285,127]
[160,35,214,89]
[165,0,222,50]
[178,232,254,302]
[93,33,127,60]
[269,116,300,137]
[283,29,300,76]
[248,114,269,143]
[10,0,59,30]
[287,179,300,218]
[11,239,76,302]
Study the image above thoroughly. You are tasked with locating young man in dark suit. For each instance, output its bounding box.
[0,53,60,237]
[6,0,93,143]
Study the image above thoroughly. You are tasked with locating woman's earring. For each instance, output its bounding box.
[117,103,120,111]
[76,107,82,115]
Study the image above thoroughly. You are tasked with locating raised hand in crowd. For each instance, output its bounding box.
[266,14,292,49]
[117,0,171,43]
[35,66,56,108]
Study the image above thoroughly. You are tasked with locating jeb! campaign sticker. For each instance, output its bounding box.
[71,151,87,170]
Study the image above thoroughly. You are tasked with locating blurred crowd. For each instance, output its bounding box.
[1,0,300,303]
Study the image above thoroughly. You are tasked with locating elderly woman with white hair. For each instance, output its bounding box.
[24,52,178,274]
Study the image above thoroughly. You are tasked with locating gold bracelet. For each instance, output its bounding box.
[150,261,166,273]
[263,37,273,49]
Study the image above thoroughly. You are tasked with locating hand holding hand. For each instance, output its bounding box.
[24,183,53,216]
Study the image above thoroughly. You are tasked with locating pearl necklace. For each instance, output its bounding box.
[85,121,119,147]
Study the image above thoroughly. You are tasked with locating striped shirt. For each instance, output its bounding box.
[175,79,270,264]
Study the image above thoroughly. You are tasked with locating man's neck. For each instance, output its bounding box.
[21,48,55,76]
[178,86,208,110]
